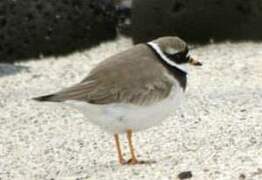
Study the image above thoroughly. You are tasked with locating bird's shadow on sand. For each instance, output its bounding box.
[77,159,157,178]
[123,160,157,165]
[0,63,30,77]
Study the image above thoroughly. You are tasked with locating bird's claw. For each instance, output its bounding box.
[127,158,139,165]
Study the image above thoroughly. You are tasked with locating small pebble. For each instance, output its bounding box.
[239,173,246,180]
[178,171,193,179]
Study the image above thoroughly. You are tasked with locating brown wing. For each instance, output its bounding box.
[38,76,173,106]
[34,45,175,105]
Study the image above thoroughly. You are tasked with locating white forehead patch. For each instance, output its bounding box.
[165,47,179,55]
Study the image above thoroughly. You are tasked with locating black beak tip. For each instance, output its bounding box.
[195,62,203,66]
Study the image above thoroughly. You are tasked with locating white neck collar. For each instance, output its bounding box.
[147,42,188,75]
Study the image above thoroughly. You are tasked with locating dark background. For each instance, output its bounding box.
[0,0,117,62]
[131,0,262,44]
[1,0,262,62]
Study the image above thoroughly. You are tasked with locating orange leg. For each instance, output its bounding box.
[114,134,125,164]
[126,129,138,165]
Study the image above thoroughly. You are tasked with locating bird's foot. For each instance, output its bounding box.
[127,158,139,165]
[119,158,126,165]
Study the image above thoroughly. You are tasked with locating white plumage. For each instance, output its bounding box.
[64,79,184,134]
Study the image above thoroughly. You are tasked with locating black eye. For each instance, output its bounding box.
[179,52,187,58]
[165,47,189,64]
[175,50,188,59]
[170,53,180,59]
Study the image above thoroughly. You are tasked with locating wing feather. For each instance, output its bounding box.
[34,47,176,105]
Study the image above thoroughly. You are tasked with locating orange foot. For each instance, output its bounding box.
[127,158,139,165]
[119,158,126,165]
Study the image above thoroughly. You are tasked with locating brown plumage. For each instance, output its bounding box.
[34,44,175,105]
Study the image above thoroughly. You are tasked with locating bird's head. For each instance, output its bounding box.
[152,36,202,66]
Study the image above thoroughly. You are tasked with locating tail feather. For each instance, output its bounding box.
[33,94,59,102]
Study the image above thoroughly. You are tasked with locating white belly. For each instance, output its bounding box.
[64,82,184,134]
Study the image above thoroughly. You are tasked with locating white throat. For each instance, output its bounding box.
[147,42,188,75]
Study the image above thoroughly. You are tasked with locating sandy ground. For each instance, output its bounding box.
[0,37,262,180]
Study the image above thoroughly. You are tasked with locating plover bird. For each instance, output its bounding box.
[34,36,202,165]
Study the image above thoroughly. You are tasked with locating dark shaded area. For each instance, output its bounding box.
[0,0,117,62]
[115,0,132,36]
[132,0,262,44]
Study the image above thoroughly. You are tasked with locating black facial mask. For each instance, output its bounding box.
[164,47,189,64]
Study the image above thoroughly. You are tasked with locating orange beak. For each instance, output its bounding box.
[188,57,202,66]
